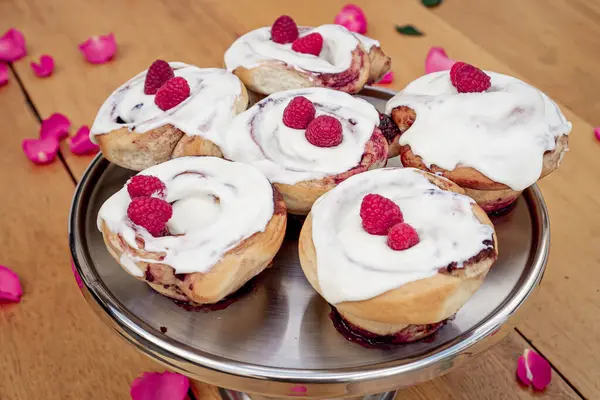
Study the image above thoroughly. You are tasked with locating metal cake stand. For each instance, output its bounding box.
[69,88,550,399]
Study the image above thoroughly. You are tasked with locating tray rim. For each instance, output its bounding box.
[69,86,550,391]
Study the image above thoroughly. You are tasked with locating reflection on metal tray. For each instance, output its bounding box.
[69,87,549,399]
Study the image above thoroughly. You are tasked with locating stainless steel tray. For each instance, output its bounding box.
[69,87,550,399]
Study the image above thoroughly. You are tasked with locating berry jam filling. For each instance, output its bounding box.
[173,275,259,313]
[329,307,450,349]
[488,199,518,217]
[378,113,401,143]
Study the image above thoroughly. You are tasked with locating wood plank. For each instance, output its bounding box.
[396,332,580,400]
[433,0,600,126]
[2,0,599,398]
[0,68,163,399]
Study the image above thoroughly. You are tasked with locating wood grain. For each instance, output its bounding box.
[0,0,598,398]
[0,70,189,399]
[396,333,579,400]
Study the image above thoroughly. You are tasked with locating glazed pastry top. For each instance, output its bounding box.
[385,71,572,191]
[311,167,495,304]
[220,87,380,185]
[90,63,243,145]
[98,157,274,275]
[225,24,378,74]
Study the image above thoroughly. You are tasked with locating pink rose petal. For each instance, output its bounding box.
[22,137,59,165]
[69,125,99,155]
[594,127,600,142]
[517,349,551,391]
[378,71,394,84]
[71,260,83,289]
[0,28,27,62]
[78,33,117,64]
[0,265,23,303]
[0,63,8,87]
[30,54,55,77]
[40,113,71,141]
[334,4,368,34]
[425,46,456,74]
[130,371,189,400]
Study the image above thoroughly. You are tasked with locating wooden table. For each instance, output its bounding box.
[1,0,598,399]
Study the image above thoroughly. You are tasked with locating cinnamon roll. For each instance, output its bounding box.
[97,156,286,305]
[299,167,498,343]
[385,66,571,213]
[90,61,248,171]
[219,87,388,215]
[224,16,391,95]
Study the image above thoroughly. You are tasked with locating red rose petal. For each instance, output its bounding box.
[71,260,83,290]
[130,371,189,400]
[334,4,368,34]
[68,125,99,155]
[517,349,551,391]
[0,28,27,62]
[378,71,394,84]
[516,354,531,387]
[425,46,456,74]
[30,54,55,77]
[594,127,600,142]
[0,265,23,303]
[22,137,59,165]
[78,33,117,64]
[40,113,71,141]
[0,62,8,87]
[526,349,552,391]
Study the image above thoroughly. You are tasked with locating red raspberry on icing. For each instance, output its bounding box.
[144,59,175,95]
[155,77,190,111]
[127,197,173,237]
[360,194,404,235]
[450,61,491,93]
[305,115,343,147]
[292,33,324,56]
[387,222,420,251]
[283,96,316,129]
[127,175,167,199]
[271,15,299,44]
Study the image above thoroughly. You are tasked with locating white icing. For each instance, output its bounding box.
[90,63,243,147]
[225,24,377,74]
[385,71,572,191]
[352,32,380,51]
[220,87,379,185]
[98,157,274,274]
[311,167,495,304]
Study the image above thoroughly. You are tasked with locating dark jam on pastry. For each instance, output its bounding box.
[329,307,450,349]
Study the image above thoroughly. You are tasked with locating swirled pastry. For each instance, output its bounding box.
[225,16,391,95]
[299,167,497,343]
[97,156,286,305]
[91,61,248,171]
[385,65,571,212]
[220,87,388,215]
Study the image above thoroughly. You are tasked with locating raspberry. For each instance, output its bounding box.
[450,62,491,93]
[378,113,401,142]
[127,175,167,199]
[449,61,466,82]
[305,115,343,147]
[283,96,316,129]
[292,33,324,56]
[127,197,173,237]
[271,15,299,44]
[360,194,404,235]
[387,223,420,251]
[154,77,190,111]
[144,60,175,95]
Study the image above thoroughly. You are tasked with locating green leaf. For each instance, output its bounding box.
[395,25,424,36]
[422,0,443,7]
